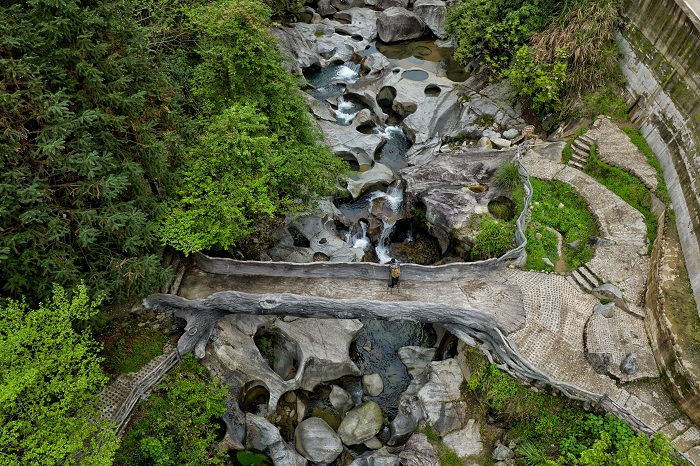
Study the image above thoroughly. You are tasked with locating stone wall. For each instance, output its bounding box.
[620,0,700,315]
[645,212,700,425]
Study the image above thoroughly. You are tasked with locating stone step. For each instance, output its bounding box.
[568,161,585,171]
[572,140,592,153]
[570,269,593,292]
[672,426,700,453]
[569,152,586,163]
[578,134,596,145]
[564,275,580,290]
[578,266,601,289]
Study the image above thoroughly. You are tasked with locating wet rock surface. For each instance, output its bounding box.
[294,417,344,463]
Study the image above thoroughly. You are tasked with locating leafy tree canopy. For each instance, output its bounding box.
[446,0,622,124]
[0,285,118,465]
[0,0,184,303]
[161,0,346,255]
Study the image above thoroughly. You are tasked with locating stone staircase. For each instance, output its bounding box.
[567,134,596,170]
[566,264,602,293]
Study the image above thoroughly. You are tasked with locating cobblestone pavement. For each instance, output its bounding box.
[587,117,659,191]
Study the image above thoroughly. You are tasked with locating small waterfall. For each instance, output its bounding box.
[375,221,394,264]
[367,182,404,264]
[385,182,404,211]
[335,96,360,126]
[335,62,360,83]
[346,220,370,250]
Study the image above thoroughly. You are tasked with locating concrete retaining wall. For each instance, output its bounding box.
[645,212,700,425]
[620,0,700,316]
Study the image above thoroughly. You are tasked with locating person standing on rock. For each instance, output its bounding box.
[389,258,401,289]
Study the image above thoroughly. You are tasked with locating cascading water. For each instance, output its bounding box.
[369,182,404,263]
[342,183,404,263]
[374,125,410,172]
[305,61,361,101]
[346,220,370,250]
[335,96,365,126]
[375,221,394,264]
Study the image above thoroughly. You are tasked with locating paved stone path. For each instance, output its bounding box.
[586,117,660,191]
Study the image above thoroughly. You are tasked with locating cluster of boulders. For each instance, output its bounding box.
[206,313,496,465]
[297,0,450,43]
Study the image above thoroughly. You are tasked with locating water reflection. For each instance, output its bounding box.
[365,39,468,82]
[350,320,437,418]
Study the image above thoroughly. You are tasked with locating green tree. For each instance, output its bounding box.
[0,285,119,465]
[507,46,568,119]
[114,354,229,466]
[161,0,345,255]
[0,0,184,303]
[446,0,556,72]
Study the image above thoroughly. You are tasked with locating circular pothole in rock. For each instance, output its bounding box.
[424,84,441,97]
[402,70,429,81]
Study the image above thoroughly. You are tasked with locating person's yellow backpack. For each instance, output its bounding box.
[391,263,401,278]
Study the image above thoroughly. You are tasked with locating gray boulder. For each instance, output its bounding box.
[349,447,399,466]
[246,414,307,466]
[331,0,365,9]
[413,0,448,38]
[377,7,425,42]
[503,128,520,139]
[492,441,514,461]
[271,26,321,74]
[294,417,343,463]
[594,302,615,318]
[398,346,436,381]
[364,52,391,76]
[338,401,385,445]
[388,394,423,446]
[330,385,355,416]
[347,163,395,199]
[317,0,337,16]
[442,418,483,458]
[363,372,385,397]
[592,283,629,312]
[377,0,409,8]
[331,8,379,41]
[417,359,468,435]
[398,433,439,466]
[317,119,384,169]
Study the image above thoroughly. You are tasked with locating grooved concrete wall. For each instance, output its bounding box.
[645,213,700,425]
[620,0,700,316]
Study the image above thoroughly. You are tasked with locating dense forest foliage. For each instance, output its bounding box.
[0,0,343,306]
[446,0,625,125]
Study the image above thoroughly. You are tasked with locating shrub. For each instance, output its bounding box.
[114,354,229,466]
